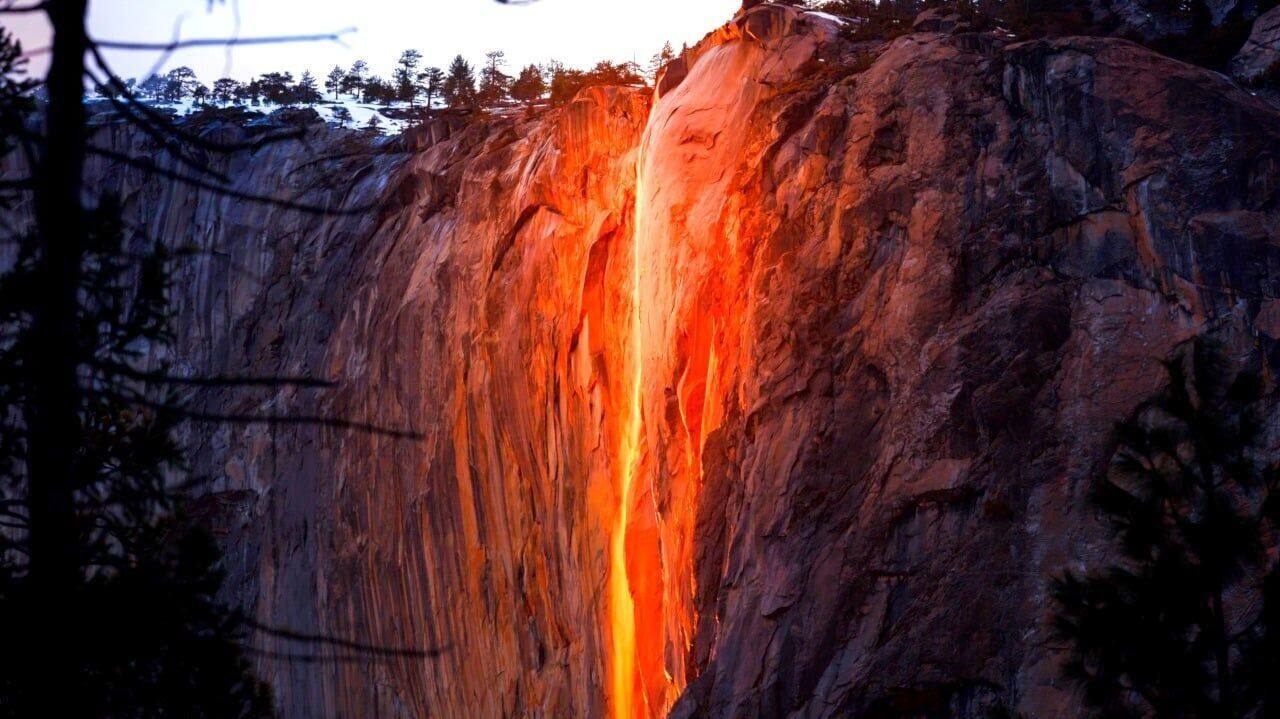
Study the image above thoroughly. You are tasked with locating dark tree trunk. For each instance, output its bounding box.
[29,0,89,710]
[1198,453,1234,716]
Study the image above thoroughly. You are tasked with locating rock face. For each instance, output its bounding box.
[644,10,1280,718]
[1091,0,1260,41]
[1233,5,1280,85]
[61,4,1280,718]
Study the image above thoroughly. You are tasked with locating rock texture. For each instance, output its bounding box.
[56,94,649,718]
[49,4,1280,718]
[1233,5,1280,85]
[1091,0,1261,41]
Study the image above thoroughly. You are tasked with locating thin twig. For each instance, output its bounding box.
[242,616,443,658]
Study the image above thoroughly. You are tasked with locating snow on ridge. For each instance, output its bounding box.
[85,92,425,135]
[803,10,848,25]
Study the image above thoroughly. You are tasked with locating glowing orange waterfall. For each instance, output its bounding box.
[609,75,718,718]
[609,135,648,719]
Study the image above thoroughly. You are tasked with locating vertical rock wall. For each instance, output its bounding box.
[641,9,1280,719]
[60,5,1280,718]
[76,88,651,718]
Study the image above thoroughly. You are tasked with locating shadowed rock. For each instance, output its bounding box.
[1233,5,1280,86]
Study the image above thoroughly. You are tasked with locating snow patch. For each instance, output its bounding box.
[804,10,848,26]
[87,92,425,135]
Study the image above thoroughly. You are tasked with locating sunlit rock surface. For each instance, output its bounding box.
[71,4,1280,717]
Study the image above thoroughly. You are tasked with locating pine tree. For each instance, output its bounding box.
[162,66,199,102]
[0,185,275,717]
[589,60,644,86]
[477,50,511,107]
[394,49,422,105]
[0,15,442,715]
[342,59,368,98]
[443,54,476,108]
[330,105,353,128]
[545,60,581,106]
[419,66,444,110]
[242,79,262,106]
[211,78,240,106]
[361,76,394,105]
[295,70,321,105]
[510,64,546,105]
[1052,338,1280,718]
[145,76,163,102]
[647,41,675,82]
[325,65,345,100]
[256,71,294,105]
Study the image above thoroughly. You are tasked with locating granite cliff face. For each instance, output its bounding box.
[68,5,1280,717]
[1233,5,1280,84]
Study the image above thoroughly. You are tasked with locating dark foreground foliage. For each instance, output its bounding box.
[1052,339,1280,718]
[0,191,275,718]
[0,23,274,718]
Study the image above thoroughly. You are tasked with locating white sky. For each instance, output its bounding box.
[8,0,741,84]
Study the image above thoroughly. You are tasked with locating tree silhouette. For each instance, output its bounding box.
[477,50,511,107]
[361,76,395,105]
[443,54,476,108]
[419,66,444,110]
[647,41,675,82]
[341,59,368,98]
[256,71,294,105]
[510,64,546,105]
[325,65,345,100]
[212,78,241,105]
[0,4,434,717]
[546,60,644,105]
[1052,338,1280,718]
[162,66,200,102]
[295,70,322,105]
[0,74,277,710]
[394,49,423,105]
[138,73,164,101]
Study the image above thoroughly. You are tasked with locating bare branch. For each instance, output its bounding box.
[24,28,357,58]
[100,392,423,440]
[242,616,444,658]
[174,407,423,440]
[83,143,380,216]
[96,28,357,53]
[98,363,336,389]
[244,648,424,665]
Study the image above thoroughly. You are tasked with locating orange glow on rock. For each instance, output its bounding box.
[609,133,647,719]
[610,28,774,715]
[605,30,773,718]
